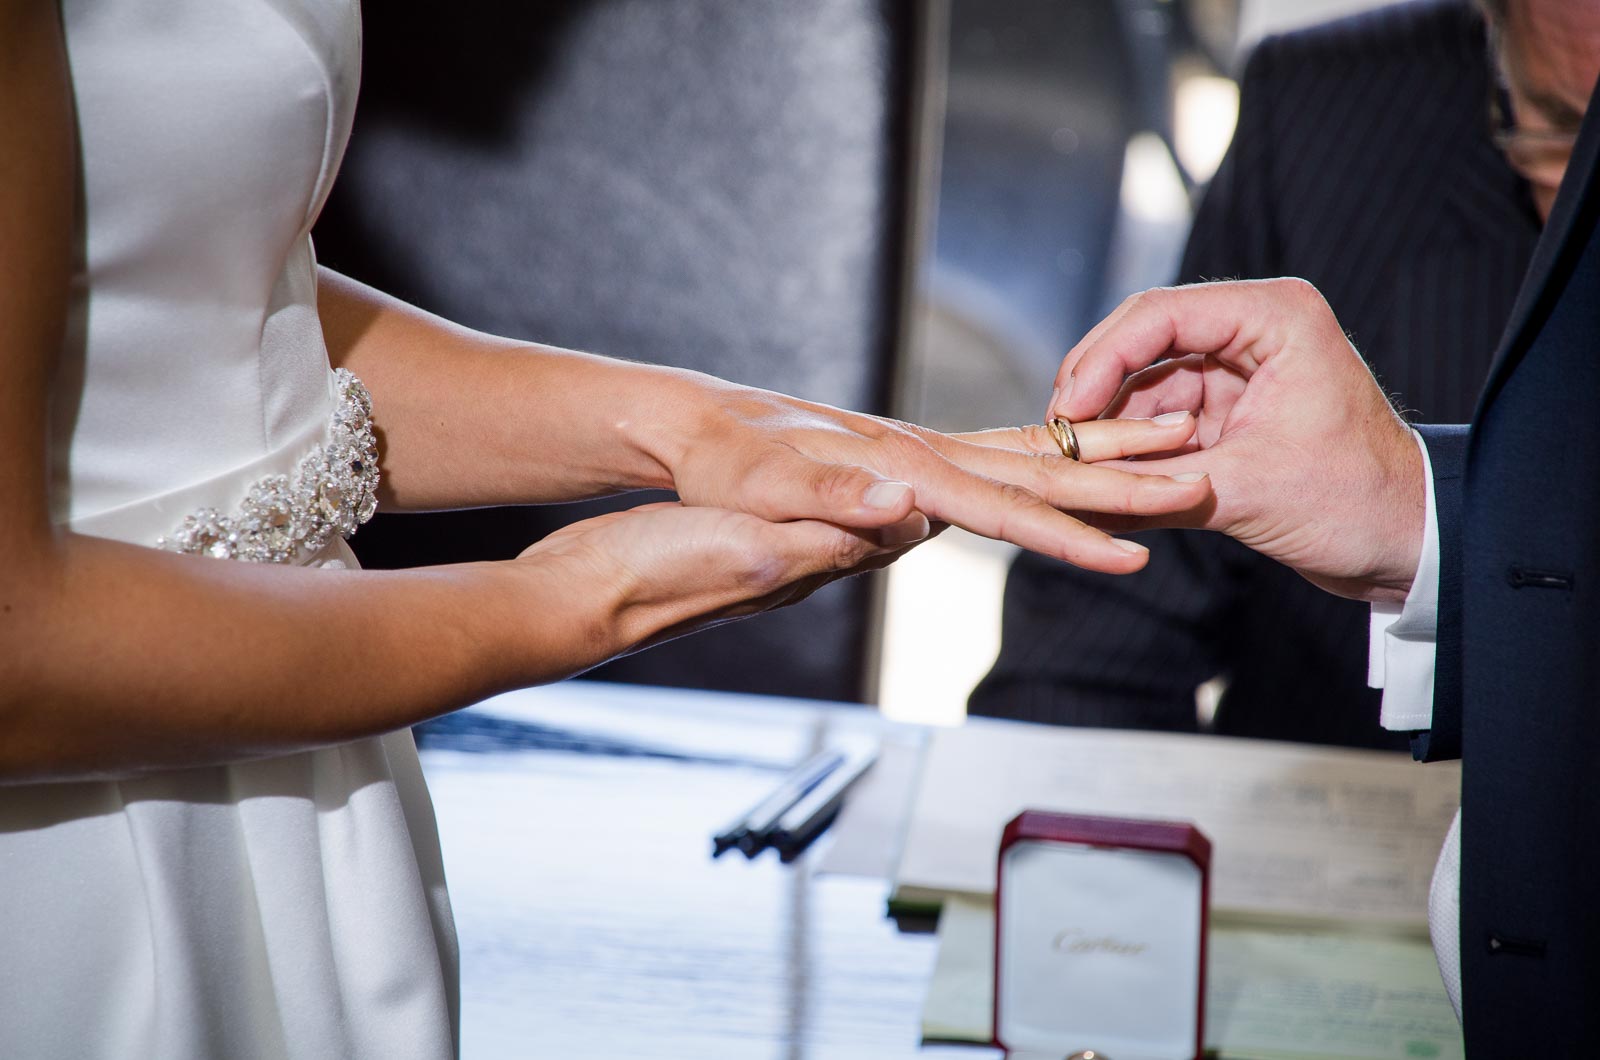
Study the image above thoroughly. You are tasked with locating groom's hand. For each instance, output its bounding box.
[1050,278,1427,604]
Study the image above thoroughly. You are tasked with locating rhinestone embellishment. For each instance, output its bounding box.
[158,369,381,563]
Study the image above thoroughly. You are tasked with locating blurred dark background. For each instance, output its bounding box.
[316,0,925,704]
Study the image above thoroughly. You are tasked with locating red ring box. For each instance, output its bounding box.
[994,810,1212,1059]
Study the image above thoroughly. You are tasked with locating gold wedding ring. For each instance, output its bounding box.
[1047,418,1081,461]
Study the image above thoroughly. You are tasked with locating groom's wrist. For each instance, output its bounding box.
[1365,425,1428,604]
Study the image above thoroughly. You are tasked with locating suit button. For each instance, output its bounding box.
[1487,932,1547,957]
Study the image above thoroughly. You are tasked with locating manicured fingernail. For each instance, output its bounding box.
[1113,538,1146,554]
[1048,386,1061,417]
[882,514,932,548]
[864,481,913,510]
[1153,411,1190,426]
[1057,373,1075,412]
[1171,472,1207,483]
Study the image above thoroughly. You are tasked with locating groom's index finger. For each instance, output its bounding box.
[1050,287,1196,423]
[1050,279,1314,423]
[1046,292,1141,421]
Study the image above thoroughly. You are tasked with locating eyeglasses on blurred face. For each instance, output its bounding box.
[1490,89,1579,196]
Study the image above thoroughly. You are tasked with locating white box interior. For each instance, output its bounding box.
[998,839,1202,1059]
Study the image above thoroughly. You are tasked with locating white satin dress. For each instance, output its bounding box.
[0,2,459,1057]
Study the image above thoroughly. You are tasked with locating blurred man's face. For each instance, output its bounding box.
[1498,1,1600,220]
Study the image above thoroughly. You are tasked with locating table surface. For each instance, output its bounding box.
[418,680,996,1060]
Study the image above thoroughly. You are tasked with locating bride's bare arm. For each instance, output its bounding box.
[3,511,895,784]
[0,9,898,784]
[318,269,1215,574]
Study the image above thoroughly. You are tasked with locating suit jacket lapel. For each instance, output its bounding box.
[1476,73,1600,413]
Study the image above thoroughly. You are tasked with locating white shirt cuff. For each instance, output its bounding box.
[1367,429,1441,732]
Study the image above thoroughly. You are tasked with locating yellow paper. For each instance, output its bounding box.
[922,897,1463,1060]
[1206,921,1463,1060]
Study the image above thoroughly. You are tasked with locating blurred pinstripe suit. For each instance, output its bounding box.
[969,0,1541,748]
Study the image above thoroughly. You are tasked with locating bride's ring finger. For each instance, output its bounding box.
[1046,418,1080,461]
[949,411,1197,463]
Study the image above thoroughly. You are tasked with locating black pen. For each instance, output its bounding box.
[711,749,845,858]
[769,748,878,862]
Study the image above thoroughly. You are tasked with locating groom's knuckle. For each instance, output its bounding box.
[1119,478,1148,512]
[1274,276,1323,309]
[1132,475,1174,509]
[1118,289,1150,315]
[1135,285,1174,309]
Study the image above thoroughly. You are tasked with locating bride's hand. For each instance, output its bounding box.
[516,501,930,665]
[663,385,1212,574]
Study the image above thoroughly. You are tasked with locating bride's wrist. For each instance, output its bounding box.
[498,539,637,680]
[600,361,754,494]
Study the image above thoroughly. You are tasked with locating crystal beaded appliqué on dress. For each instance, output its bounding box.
[158,369,380,562]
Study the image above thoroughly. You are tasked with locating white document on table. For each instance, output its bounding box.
[895,718,1460,926]
[814,730,925,879]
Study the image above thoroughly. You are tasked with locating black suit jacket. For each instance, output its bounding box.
[1412,65,1600,1054]
[970,0,1540,748]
